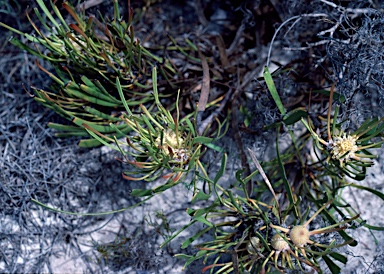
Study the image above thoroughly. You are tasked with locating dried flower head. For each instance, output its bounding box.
[271,234,289,252]
[247,237,262,255]
[267,200,358,272]
[289,225,310,247]
[264,233,295,272]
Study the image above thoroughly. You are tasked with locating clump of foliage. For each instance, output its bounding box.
[160,68,384,273]
[1,0,384,273]
[0,0,178,147]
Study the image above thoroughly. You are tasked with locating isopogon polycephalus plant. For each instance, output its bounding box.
[301,84,384,179]
[263,231,323,272]
[3,1,384,274]
[268,199,359,273]
[163,68,384,274]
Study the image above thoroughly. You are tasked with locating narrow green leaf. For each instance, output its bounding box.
[50,1,70,32]
[31,196,151,216]
[186,251,211,269]
[78,138,103,147]
[152,66,161,106]
[83,106,122,122]
[358,120,384,142]
[36,0,60,30]
[185,38,198,51]
[153,180,181,194]
[362,223,384,231]
[342,183,384,202]
[283,108,308,125]
[263,66,286,115]
[185,118,196,137]
[81,76,122,104]
[205,143,224,152]
[160,220,197,248]
[79,84,120,104]
[193,136,213,144]
[254,231,271,252]
[72,117,127,133]
[352,118,378,136]
[227,190,245,214]
[318,206,357,246]
[311,89,346,103]
[0,22,28,36]
[194,215,213,227]
[266,271,283,274]
[168,35,201,63]
[116,77,133,115]
[186,208,195,216]
[213,153,227,184]
[109,123,132,137]
[181,226,212,249]
[94,79,121,102]
[191,191,211,203]
[189,202,220,218]
[78,127,131,147]
[140,104,163,131]
[54,132,90,137]
[174,254,193,260]
[130,189,154,197]
[276,128,298,218]
[331,105,340,136]
[323,254,341,274]
[65,86,117,107]
[48,122,85,132]
[83,127,119,150]
[329,252,347,264]
[33,8,51,31]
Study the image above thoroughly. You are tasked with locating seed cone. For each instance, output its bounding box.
[271,234,289,251]
[247,237,262,255]
[290,225,310,246]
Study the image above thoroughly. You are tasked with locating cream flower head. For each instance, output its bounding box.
[330,133,358,162]
[156,129,184,150]
[155,129,189,163]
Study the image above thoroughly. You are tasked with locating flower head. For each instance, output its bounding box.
[271,234,289,252]
[330,133,358,162]
[156,129,189,163]
[156,129,183,148]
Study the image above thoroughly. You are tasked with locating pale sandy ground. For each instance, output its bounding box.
[42,140,384,273]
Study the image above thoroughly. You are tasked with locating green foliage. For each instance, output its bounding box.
[0,0,178,146]
[163,69,384,273]
[82,67,220,197]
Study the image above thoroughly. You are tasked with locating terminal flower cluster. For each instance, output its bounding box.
[330,133,358,164]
